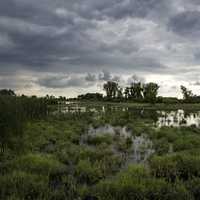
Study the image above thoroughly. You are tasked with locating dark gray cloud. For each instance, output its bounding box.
[0,74,35,90]
[0,0,200,96]
[111,76,121,83]
[37,75,70,89]
[98,70,112,81]
[0,0,173,73]
[98,70,122,82]
[36,71,123,89]
[168,11,200,38]
[37,74,94,89]
[127,75,145,85]
[72,0,173,21]
[85,73,97,82]
[0,15,96,70]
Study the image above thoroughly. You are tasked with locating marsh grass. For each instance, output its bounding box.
[2,102,200,199]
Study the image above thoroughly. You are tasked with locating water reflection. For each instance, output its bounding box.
[131,135,154,163]
[58,106,87,113]
[56,103,200,128]
[57,104,129,114]
[88,124,132,137]
[157,109,200,127]
[86,125,154,164]
[57,104,156,118]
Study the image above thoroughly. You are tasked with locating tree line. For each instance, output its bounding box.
[103,81,159,103]
[76,81,200,104]
[180,85,200,103]
[76,81,160,103]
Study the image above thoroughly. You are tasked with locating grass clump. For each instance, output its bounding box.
[0,171,49,200]
[86,134,113,146]
[89,164,192,200]
[75,160,103,185]
[4,153,66,176]
[150,153,200,181]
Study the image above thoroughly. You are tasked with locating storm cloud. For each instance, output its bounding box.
[168,11,200,38]
[1,0,200,97]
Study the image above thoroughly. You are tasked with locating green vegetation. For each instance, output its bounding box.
[1,89,200,199]
[103,80,160,103]
[92,165,192,200]
[69,81,200,105]
[0,93,48,153]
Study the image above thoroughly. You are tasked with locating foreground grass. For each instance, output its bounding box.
[1,108,200,199]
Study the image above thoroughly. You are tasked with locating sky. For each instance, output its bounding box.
[0,0,200,98]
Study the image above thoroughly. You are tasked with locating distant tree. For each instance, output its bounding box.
[59,96,66,101]
[124,87,130,99]
[78,93,103,101]
[117,87,123,99]
[161,97,179,104]
[129,84,136,99]
[45,95,58,105]
[58,96,66,104]
[103,81,119,99]
[143,82,159,103]
[0,89,16,96]
[180,85,193,100]
[129,82,143,100]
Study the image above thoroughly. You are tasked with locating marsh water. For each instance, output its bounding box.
[83,124,155,164]
[157,109,200,127]
[58,103,200,128]
[55,103,200,164]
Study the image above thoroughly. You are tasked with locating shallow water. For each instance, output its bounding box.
[87,125,154,164]
[131,135,154,163]
[57,104,200,127]
[57,104,127,114]
[88,124,132,138]
[157,109,200,127]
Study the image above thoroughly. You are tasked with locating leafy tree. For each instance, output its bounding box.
[78,93,103,101]
[45,95,58,105]
[117,87,123,99]
[180,86,193,100]
[0,89,16,96]
[124,87,130,99]
[103,81,119,99]
[143,82,159,103]
[129,82,143,100]
[58,96,66,101]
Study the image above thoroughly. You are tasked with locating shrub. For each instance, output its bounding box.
[75,160,103,185]
[146,179,192,200]
[0,171,49,200]
[186,178,200,200]
[86,135,113,146]
[149,155,179,181]
[90,165,192,200]
[153,127,179,143]
[173,135,200,152]
[5,153,66,176]
[91,165,149,200]
[150,154,200,181]
[176,154,200,180]
[154,138,170,155]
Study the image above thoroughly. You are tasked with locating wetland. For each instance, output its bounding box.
[1,98,200,200]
